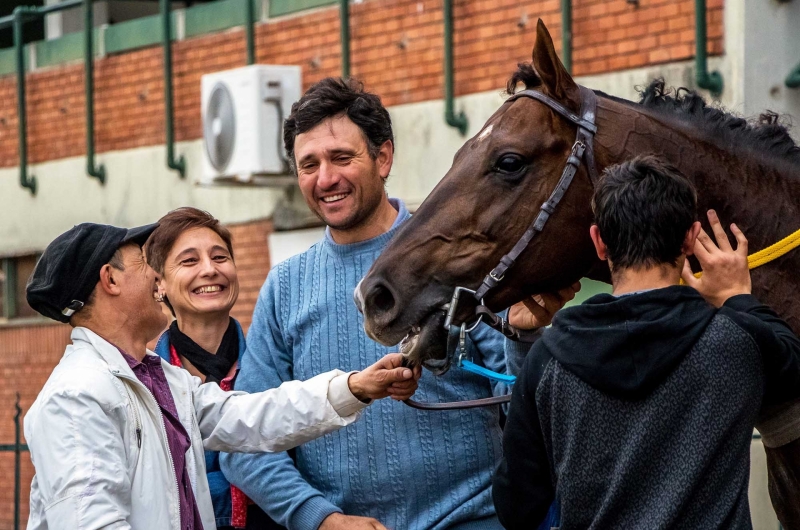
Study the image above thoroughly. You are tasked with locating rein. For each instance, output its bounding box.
[404,85,600,411]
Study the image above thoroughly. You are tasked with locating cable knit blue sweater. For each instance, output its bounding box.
[221,199,522,530]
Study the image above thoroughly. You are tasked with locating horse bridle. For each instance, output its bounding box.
[404,85,600,411]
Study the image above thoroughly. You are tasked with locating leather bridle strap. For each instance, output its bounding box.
[404,394,512,410]
[474,305,543,343]
[474,85,599,302]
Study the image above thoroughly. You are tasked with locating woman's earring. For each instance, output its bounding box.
[155,293,165,303]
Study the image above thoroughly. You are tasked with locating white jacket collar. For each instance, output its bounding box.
[70,326,159,379]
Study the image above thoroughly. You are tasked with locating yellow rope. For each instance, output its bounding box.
[747,227,800,268]
[687,227,800,281]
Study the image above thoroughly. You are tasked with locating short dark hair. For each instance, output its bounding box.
[145,207,234,276]
[283,77,394,173]
[592,155,697,271]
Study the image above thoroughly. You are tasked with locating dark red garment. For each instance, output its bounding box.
[169,344,251,529]
[120,350,204,530]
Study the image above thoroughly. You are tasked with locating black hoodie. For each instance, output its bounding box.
[493,286,800,530]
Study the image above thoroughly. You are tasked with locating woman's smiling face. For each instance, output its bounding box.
[159,227,239,318]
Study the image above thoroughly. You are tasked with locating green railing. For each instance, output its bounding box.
[0,394,28,530]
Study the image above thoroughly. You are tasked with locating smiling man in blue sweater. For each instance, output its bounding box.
[220,78,572,530]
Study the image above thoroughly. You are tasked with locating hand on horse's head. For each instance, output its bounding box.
[508,282,582,330]
[681,209,751,307]
[348,353,422,402]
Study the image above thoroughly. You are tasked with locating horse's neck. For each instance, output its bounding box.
[596,100,800,246]
[596,100,800,331]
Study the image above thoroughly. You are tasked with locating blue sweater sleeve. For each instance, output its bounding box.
[219,271,342,530]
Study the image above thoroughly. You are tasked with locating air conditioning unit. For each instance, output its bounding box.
[200,65,301,186]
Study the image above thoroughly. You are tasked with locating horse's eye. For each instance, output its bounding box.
[495,154,525,174]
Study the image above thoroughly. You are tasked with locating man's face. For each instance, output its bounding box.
[294,114,391,231]
[116,243,168,339]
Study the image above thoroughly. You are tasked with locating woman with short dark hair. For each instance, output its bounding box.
[146,207,277,530]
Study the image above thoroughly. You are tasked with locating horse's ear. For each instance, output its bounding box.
[532,19,580,109]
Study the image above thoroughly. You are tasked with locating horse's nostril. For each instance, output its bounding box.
[368,283,396,315]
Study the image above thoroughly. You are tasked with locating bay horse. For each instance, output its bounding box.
[358,20,800,528]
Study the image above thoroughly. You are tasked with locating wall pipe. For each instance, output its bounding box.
[787,62,800,89]
[161,0,186,178]
[84,0,105,184]
[4,0,99,195]
[694,0,723,96]
[340,0,350,78]
[443,0,467,135]
[245,0,255,65]
[561,0,572,74]
[12,6,36,195]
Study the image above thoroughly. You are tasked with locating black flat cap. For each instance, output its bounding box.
[26,222,158,323]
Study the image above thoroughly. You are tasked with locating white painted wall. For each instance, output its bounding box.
[268,227,325,266]
[742,0,800,120]
[0,140,285,255]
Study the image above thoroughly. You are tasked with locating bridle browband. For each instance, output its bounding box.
[404,85,600,411]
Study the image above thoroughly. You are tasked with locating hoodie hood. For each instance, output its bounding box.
[541,285,717,399]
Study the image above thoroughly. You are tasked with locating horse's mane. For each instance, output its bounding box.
[633,79,800,165]
[507,64,800,166]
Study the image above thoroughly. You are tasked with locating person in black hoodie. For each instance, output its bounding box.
[493,155,800,529]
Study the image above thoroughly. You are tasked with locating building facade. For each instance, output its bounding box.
[0,0,797,527]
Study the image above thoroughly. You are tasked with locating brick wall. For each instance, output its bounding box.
[0,218,272,530]
[0,0,723,169]
[0,323,70,530]
[227,218,273,331]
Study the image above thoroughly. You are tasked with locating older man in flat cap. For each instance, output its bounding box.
[23,222,420,530]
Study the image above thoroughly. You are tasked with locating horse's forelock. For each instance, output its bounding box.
[506,62,542,95]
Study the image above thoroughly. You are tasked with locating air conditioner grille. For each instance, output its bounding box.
[203,82,236,172]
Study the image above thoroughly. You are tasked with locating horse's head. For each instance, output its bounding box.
[358,21,604,371]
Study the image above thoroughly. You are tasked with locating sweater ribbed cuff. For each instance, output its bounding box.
[289,495,342,530]
[505,334,539,378]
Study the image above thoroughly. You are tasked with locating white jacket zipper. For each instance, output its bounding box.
[113,370,182,530]
[122,383,142,448]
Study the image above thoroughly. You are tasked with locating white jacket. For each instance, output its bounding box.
[25,327,369,530]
